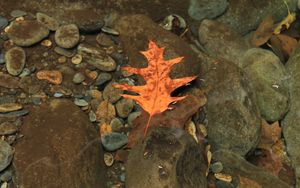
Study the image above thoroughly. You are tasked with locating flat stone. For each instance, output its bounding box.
[95,72,112,86]
[77,43,117,71]
[0,122,18,135]
[36,12,59,31]
[7,20,49,47]
[0,109,28,118]
[96,33,114,47]
[101,132,128,151]
[0,140,13,171]
[72,72,85,84]
[54,46,75,57]
[0,103,22,113]
[13,99,104,187]
[10,10,27,18]
[55,24,80,49]
[5,47,26,76]
[74,98,89,107]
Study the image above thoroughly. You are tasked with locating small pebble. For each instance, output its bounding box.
[115,98,134,118]
[110,118,124,132]
[0,122,18,135]
[58,56,67,63]
[0,169,12,182]
[127,111,141,126]
[41,39,52,47]
[0,53,5,64]
[36,70,63,85]
[95,73,112,86]
[101,132,128,151]
[54,47,75,57]
[0,17,8,29]
[0,109,28,118]
[10,10,27,18]
[53,92,64,98]
[74,98,89,107]
[5,46,26,76]
[19,68,31,77]
[101,26,119,35]
[72,72,85,84]
[119,173,126,182]
[36,12,59,31]
[0,103,22,113]
[88,111,97,122]
[104,152,114,167]
[55,24,80,49]
[211,161,223,173]
[71,54,82,65]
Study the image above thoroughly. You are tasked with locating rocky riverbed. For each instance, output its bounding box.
[0,0,299,188]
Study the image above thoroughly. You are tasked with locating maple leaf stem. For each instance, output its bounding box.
[143,114,153,137]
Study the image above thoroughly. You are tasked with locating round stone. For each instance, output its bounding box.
[72,72,85,84]
[96,33,114,47]
[55,24,80,49]
[101,132,128,151]
[110,118,124,132]
[36,12,59,31]
[115,98,135,118]
[7,20,49,47]
[5,46,26,76]
[127,111,141,126]
[211,161,223,173]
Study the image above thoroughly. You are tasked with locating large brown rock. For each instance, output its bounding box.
[114,14,201,82]
[13,99,105,188]
[126,127,207,188]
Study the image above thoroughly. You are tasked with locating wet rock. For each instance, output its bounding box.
[127,111,141,126]
[0,169,12,182]
[0,103,22,113]
[77,43,117,71]
[36,70,63,85]
[96,33,114,47]
[188,0,229,21]
[0,140,13,171]
[10,10,26,18]
[115,98,134,118]
[5,47,26,76]
[0,109,28,118]
[101,26,119,35]
[13,99,104,188]
[74,98,88,107]
[127,127,207,188]
[95,72,112,86]
[0,122,18,135]
[113,14,201,82]
[242,48,289,122]
[216,0,297,34]
[213,150,290,188]
[54,46,75,57]
[0,53,5,65]
[0,17,8,29]
[110,118,124,132]
[103,82,123,103]
[55,24,80,49]
[211,161,223,173]
[59,9,104,33]
[7,20,49,47]
[101,132,128,151]
[198,56,261,156]
[96,100,116,123]
[36,12,59,31]
[198,19,251,65]
[282,42,300,187]
[0,72,19,89]
[19,76,41,94]
[72,72,85,84]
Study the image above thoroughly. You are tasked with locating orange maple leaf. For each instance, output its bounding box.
[113,41,197,136]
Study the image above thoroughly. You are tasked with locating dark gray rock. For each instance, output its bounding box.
[242,48,289,122]
[5,47,26,76]
[101,132,128,151]
[126,127,207,188]
[7,20,49,47]
[282,42,300,187]
[216,0,298,34]
[213,150,290,188]
[198,54,261,156]
[95,72,112,86]
[0,17,8,29]
[0,140,13,171]
[188,0,229,21]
